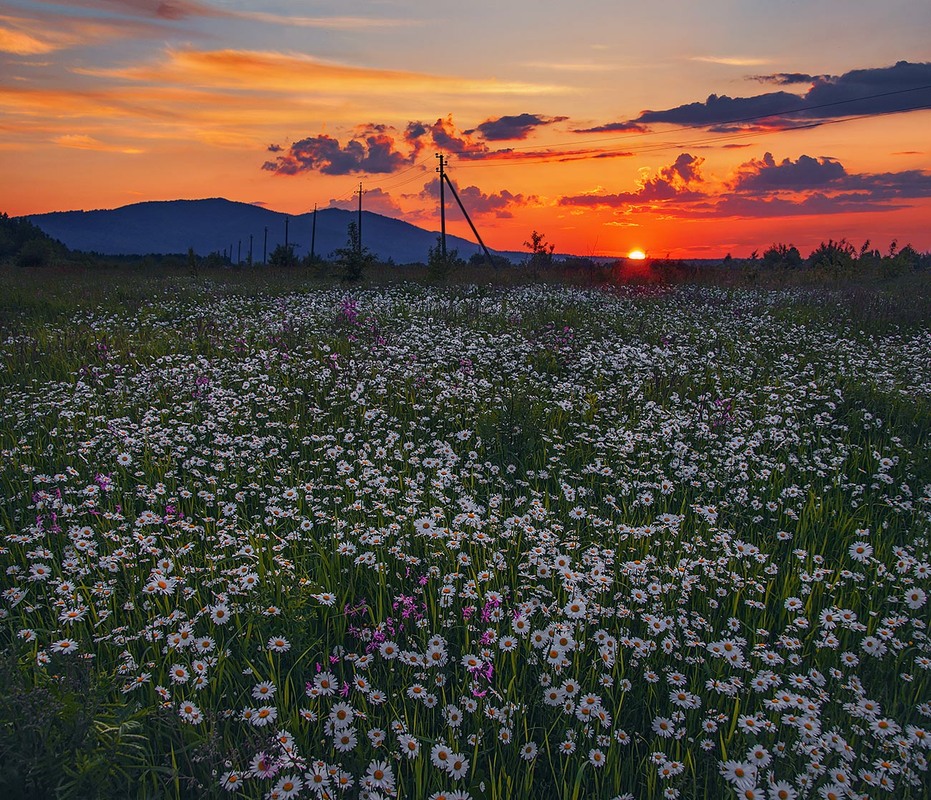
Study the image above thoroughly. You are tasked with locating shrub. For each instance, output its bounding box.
[808,238,856,270]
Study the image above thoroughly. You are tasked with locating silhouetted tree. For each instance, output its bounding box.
[334,222,373,282]
[524,230,555,278]
[268,243,298,269]
[762,243,802,269]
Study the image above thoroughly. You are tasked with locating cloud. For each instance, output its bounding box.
[0,12,160,54]
[0,23,56,55]
[405,115,490,158]
[466,113,568,141]
[729,151,931,200]
[31,0,417,29]
[263,114,637,177]
[411,178,535,218]
[730,152,847,191]
[691,56,770,67]
[558,149,931,220]
[572,121,648,134]
[559,153,705,208]
[753,72,832,86]
[680,192,899,219]
[263,125,413,176]
[51,133,144,153]
[521,61,618,72]
[633,61,931,128]
[326,187,403,217]
[31,0,220,21]
[232,12,417,30]
[638,90,806,127]
[85,47,561,97]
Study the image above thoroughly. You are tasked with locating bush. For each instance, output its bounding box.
[16,238,54,268]
[427,238,464,281]
[808,238,856,270]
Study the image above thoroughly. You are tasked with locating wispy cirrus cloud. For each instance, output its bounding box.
[28,0,217,21]
[0,12,161,54]
[52,133,144,153]
[30,0,421,29]
[0,22,56,55]
[82,47,564,97]
[691,55,770,66]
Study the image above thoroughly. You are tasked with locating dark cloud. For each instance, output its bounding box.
[572,121,649,134]
[633,61,931,128]
[680,192,898,219]
[731,151,931,199]
[559,153,705,208]
[731,152,847,191]
[262,126,412,175]
[466,113,568,141]
[263,115,639,178]
[639,90,805,126]
[557,149,931,218]
[752,72,831,86]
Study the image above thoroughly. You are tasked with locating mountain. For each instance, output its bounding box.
[26,198,508,264]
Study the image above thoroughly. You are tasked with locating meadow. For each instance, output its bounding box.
[1,265,929,800]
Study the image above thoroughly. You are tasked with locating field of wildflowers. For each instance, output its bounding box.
[1,275,929,799]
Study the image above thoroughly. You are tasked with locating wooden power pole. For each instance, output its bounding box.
[436,153,447,260]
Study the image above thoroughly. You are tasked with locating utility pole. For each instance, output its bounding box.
[356,182,365,256]
[436,153,447,260]
[263,226,268,265]
[310,204,317,262]
[442,172,497,269]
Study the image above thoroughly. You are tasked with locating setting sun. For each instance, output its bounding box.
[628,249,647,260]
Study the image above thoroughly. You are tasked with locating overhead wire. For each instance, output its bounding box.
[447,98,931,169]
[331,84,931,213]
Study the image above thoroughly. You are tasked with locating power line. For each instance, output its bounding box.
[447,98,931,169]
[480,83,931,154]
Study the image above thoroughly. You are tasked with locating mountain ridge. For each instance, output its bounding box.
[26,197,518,264]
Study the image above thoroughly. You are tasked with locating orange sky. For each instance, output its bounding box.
[2,0,930,257]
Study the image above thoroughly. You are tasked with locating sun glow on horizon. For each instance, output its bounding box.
[627,249,647,260]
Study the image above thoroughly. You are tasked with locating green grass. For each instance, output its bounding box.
[0,264,929,799]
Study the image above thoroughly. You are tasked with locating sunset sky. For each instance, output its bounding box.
[2,0,930,257]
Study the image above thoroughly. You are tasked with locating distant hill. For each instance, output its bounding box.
[26,198,513,264]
